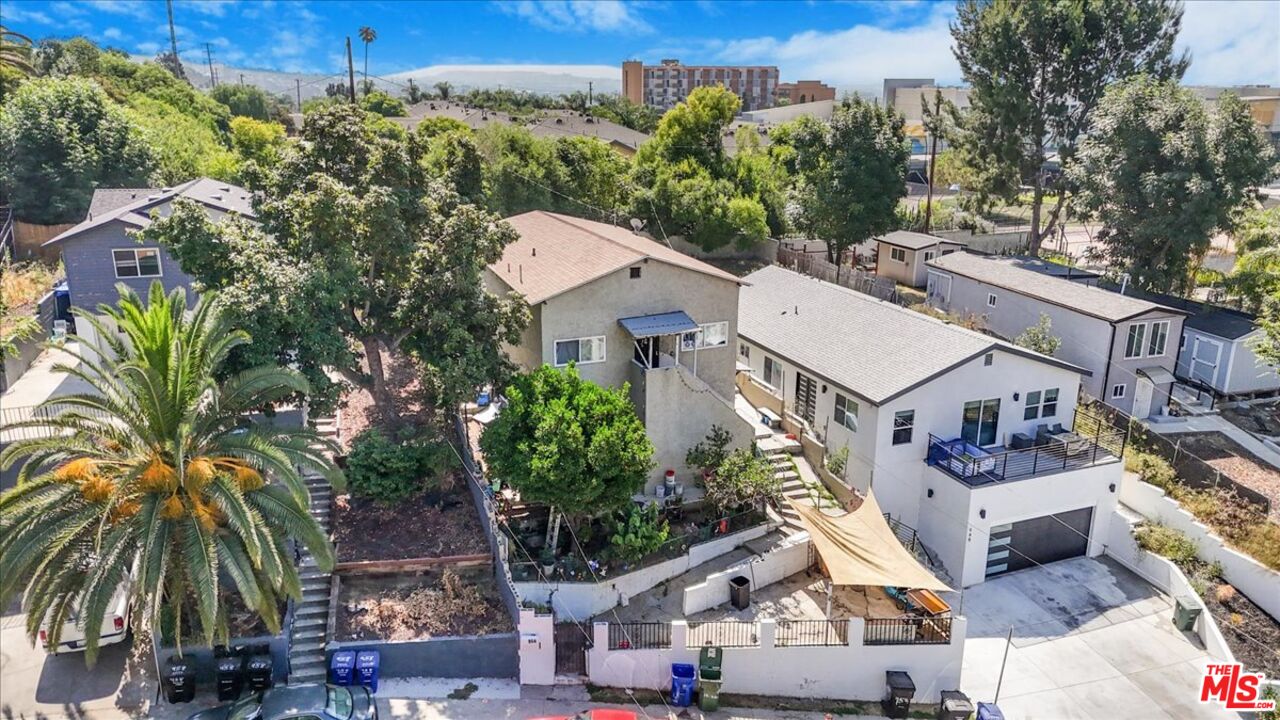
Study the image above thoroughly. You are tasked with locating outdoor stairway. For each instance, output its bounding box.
[287,473,333,685]
[770,451,808,533]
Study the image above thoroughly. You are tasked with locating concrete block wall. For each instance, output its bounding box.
[682,537,811,615]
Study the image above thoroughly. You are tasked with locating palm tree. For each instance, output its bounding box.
[1,26,35,83]
[358,26,376,96]
[434,81,452,101]
[0,282,339,663]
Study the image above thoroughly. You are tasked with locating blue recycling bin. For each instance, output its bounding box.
[356,650,381,693]
[670,663,696,707]
[329,651,356,686]
[976,702,1005,720]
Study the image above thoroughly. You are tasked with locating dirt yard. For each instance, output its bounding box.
[1205,581,1280,676]
[333,483,489,562]
[1165,431,1280,517]
[1220,400,1280,438]
[337,568,512,641]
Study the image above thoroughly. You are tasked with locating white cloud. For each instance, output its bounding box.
[101,27,126,41]
[496,0,653,34]
[82,0,153,19]
[1177,0,1280,86]
[178,0,239,17]
[135,41,161,54]
[5,4,54,24]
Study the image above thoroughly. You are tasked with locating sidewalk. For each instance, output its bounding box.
[1144,413,1280,470]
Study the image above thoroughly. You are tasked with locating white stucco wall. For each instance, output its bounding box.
[517,609,557,685]
[681,536,811,616]
[588,618,966,703]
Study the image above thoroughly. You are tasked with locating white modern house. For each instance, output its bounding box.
[926,252,1188,418]
[737,266,1127,587]
[485,210,755,493]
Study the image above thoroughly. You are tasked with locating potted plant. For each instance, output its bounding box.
[686,425,733,480]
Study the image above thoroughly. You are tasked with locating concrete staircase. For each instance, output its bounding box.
[287,472,333,685]
[769,452,808,533]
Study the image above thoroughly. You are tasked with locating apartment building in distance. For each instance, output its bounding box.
[882,79,972,154]
[623,59,780,111]
[775,80,836,105]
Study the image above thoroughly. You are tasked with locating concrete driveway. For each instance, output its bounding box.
[958,556,1234,720]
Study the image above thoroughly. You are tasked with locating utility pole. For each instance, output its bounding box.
[296,78,302,112]
[588,81,593,108]
[204,42,217,88]
[345,37,357,103]
[239,73,245,86]
[922,90,942,235]
[165,0,186,80]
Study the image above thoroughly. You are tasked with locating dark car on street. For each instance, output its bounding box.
[187,684,376,720]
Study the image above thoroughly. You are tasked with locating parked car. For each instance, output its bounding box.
[528,711,637,720]
[36,576,131,654]
[187,684,376,720]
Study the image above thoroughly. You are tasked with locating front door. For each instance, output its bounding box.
[1132,376,1155,419]
[554,622,590,676]
[1189,337,1221,386]
[633,337,660,368]
[794,372,817,426]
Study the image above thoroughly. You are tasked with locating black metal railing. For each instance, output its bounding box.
[685,621,759,648]
[775,619,849,647]
[608,622,671,650]
[863,616,952,645]
[925,414,1126,487]
[0,403,114,442]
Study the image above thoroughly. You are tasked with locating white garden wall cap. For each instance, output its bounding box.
[927,251,1189,322]
[739,265,1089,405]
[45,178,257,247]
[489,210,744,305]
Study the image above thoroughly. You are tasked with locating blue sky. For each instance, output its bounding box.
[5,0,1278,92]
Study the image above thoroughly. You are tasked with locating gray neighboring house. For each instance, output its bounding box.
[926,252,1188,418]
[873,231,966,288]
[485,210,754,494]
[44,178,254,351]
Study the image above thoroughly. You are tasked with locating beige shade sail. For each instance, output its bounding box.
[789,491,951,592]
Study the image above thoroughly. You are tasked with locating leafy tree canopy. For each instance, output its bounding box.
[1014,313,1062,357]
[950,0,1188,253]
[210,83,293,126]
[0,76,154,223]
[1068,78,1277,293]
[360,89,407,117]
[479,364,654,517]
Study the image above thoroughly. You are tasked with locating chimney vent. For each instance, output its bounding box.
[532,247,537,257]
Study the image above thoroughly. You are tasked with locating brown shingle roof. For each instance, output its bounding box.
[490,211,742,304]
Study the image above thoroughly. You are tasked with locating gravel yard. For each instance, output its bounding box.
[337,568,513,641]
[1166,431,1280,518]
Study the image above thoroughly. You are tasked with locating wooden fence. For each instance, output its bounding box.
[776,247,904,305]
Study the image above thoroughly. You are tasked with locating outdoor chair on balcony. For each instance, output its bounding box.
[1051,422,1066,434]
[1034,424,1052,446]
[1010,433,1034,450]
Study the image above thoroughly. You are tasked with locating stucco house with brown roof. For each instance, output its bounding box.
[486,210,754,493]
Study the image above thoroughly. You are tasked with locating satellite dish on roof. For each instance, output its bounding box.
[630,218,646,233]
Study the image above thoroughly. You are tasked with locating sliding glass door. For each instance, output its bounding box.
[961,398,1001,446]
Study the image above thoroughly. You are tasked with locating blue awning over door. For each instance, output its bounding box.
[618,311,699,338]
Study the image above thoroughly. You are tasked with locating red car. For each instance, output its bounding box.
[528,711,638,720]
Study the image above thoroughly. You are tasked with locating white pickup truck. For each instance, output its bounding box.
[37,579,131,654]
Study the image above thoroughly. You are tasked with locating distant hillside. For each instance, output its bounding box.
[177,59,619,104]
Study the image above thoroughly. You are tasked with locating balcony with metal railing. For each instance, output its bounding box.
[926,413,1127,487]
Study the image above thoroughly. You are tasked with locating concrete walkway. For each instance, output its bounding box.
[0,343,93,408]
[1145,413,1280,471]
[959,556,1234,720]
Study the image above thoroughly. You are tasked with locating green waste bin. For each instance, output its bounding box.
[698,646,723,712]
[1174,596,1202,631]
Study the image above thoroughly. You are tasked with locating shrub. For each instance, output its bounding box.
[705,449,780,511]
[1214,584,1237,603]
[1135,522,1199,567]
[345,428,455,503]
[1237,522,1280,572]
[825,446,849,478]
[686,425,733,476]
[1125,451,1177,493]
[609,504,670,563]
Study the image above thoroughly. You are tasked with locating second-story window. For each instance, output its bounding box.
[834,393,858,431]
[738,342,750,360]
[554,336,605,366]
[892,410,915,445]
[1023,388,1059,420]
[1125,323,1147,358]
[763,355,782,389]
[113,248,162,278]
[1147,320,1169,356]
[682,321,728,350]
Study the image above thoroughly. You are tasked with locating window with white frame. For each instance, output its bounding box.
[987,293,997,307]
[113,248,162,278]
[892,410,914,445]
[1023,387,1059,420]
[681,321,728,351]
[763,355,782,389]
[890,247,907,263]
[1124,323,1147,359]
[834,393,858,431]
[1111,383,1126,399]
[1147,320,1169,357]
[738,342,750,360]
[554,336,605,366]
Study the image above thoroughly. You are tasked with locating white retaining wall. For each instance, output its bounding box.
[682,537,811,616]
[588,618,966,703]
[1103,508,1234,662]
[513,522,777,620]
[1119,478,1280,621]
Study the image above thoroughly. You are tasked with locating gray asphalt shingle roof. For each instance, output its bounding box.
[48,178,256,246]
[877,231,966,251]
[928,252,1182,322]
[739,265,1088,405]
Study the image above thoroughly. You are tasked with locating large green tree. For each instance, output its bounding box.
[0,77,154,224]
[479,364,654,551]
[950,0,1187,254]
[1068,78,1277,293]
[1228,206,1280,311]
[140,104,528,423]
[0,283,337,662]
[776,97,909,272]
[631,86,777,251]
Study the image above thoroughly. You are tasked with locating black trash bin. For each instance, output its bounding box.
[729,576,750,610]
[882,671,916,720]
[162,656,196,704]
[215,647,245,701]
[245,647,273,691]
